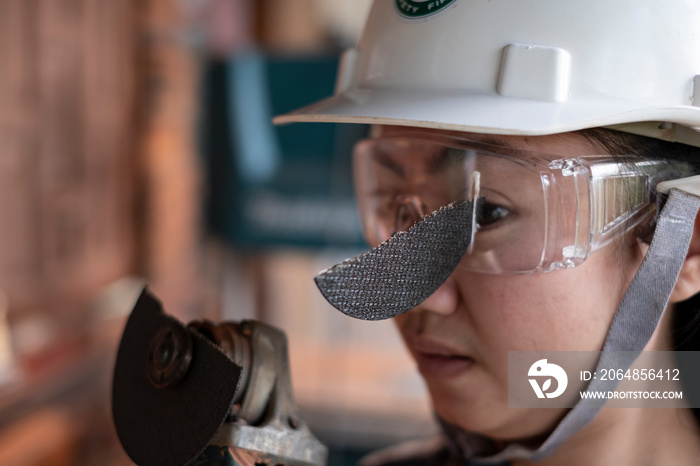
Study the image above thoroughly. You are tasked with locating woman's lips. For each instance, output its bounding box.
[409,339,475,378]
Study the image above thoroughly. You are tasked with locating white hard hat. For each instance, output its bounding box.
[275,0,700,147]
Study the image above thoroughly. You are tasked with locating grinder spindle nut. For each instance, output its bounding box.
[147,322,193,388]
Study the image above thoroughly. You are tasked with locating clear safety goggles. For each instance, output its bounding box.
[353,133,688,274]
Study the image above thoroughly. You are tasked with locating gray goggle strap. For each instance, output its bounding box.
[470,188,700,464]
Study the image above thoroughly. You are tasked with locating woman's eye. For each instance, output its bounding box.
[477,202,511,227]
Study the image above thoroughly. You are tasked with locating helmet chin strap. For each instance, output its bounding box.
[445,188,700,464]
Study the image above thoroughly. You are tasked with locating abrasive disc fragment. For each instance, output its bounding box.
[113,288,242,466]
[315,199,481,320]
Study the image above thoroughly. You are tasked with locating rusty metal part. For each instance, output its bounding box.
[188,320,277,425]
[190,320,327,466]
[147,321,193,388]
[188,320,253,408]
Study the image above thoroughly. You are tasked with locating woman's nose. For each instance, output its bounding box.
[416,275,458,315]
[394,194,427,233]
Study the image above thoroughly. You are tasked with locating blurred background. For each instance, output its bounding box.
[0,0,436,464]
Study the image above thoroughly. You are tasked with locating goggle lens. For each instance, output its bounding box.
[353,136,680,274]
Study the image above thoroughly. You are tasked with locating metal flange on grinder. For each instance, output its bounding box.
[112,288,328,466]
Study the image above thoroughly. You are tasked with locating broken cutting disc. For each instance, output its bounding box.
[112,288,242,466]
[315,199,481,321]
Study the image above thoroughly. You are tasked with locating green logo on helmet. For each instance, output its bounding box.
[395,0,459,21]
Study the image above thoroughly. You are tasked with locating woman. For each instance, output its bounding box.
[275,1,700,464]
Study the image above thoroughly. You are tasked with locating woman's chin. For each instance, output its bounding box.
[430,390,506,434]
[431,394,567,443]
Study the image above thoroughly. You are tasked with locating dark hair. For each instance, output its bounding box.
[580,127,700,428]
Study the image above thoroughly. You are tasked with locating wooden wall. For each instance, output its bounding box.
[0,0,137,315]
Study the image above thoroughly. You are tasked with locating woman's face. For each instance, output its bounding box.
[377,127,648,441]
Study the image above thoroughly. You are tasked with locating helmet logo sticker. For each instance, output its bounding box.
[395,0,459,22]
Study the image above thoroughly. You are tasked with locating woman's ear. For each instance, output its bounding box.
[670,211,700,303]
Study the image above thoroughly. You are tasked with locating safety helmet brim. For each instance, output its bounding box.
[274,89,700,145]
